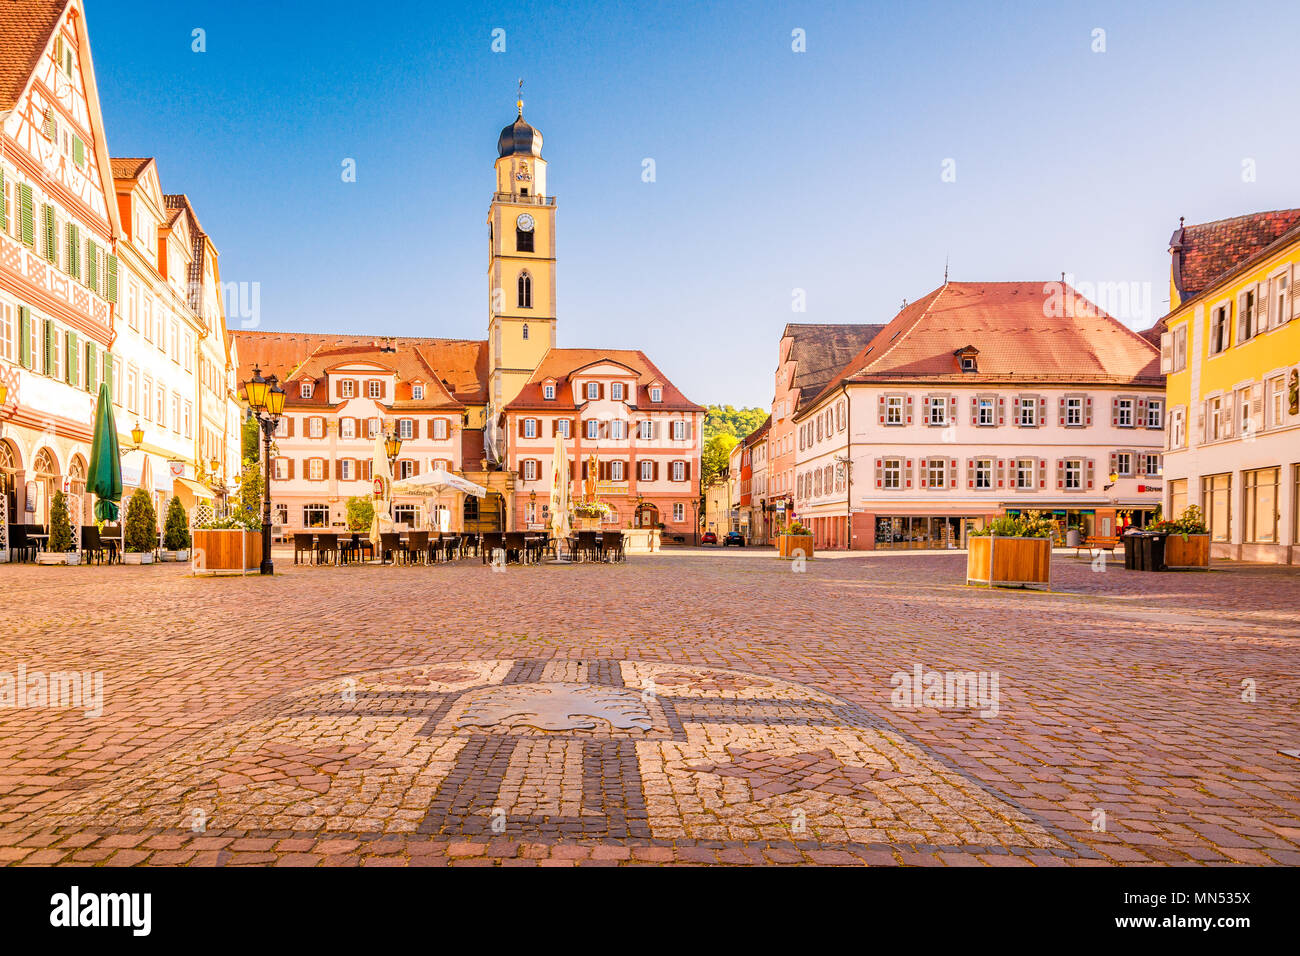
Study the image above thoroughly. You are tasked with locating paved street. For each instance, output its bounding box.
[1,549,1298,866]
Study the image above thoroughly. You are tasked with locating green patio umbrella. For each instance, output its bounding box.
[86,381,122,522]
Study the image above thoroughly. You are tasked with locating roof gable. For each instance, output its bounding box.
[1171,208,1300,302]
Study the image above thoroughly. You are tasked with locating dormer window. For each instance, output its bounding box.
[300,381,313,399]
[368,380,381,399]
[954,345,979,373]
[961,357,976,371]
[412,384,424,400]
[586,382,599,400]
[611,382,624,401]
[544,382,556,400]
[340,380,354,398]
[650,386,663,403]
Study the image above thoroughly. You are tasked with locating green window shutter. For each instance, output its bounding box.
[44,319,56,376]
[65,222,79,278]
[55,35,63,65]
[105,254,118,303]
[86,238,97,290]
[19,184,34,247]
[103,351,113,394]
[66,330,78,384]
[40,204,53,260]
[72,136,84,169]
[18,306,31,369]
[42,108,53,139]
[85,341,97,392]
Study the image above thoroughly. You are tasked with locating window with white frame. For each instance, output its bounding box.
[308,417,324,439]
[1143,453,1161,477]
[1273,272,1290,327]
[301,381,313,399]
[1115,452,1132,476]
[1018,397,1036,426]
[611,382,624,401]
[1207,397,1223,441]
[183,401,192,438]
[884,396,903,425]
[340,379,354,398]
[974,458,993,489]
[1239,289,1256,341]
[1208,304,1230,355]
[1015,458,1035,489]
[141,376,151,420]
[926,459,945,487]
[1065,396,1083,426]
[398,418,414,440]
[1268,377,1286,428]
[585,419,599,439]
[1145,399,1163,428]
[671,420,686,440]
[1238,388,1253,435]
[649,387,662,402]
[341,418,355,439]
[340,460,353,481]
[639,460,653,481]
[673,502,685,522]
[274,416,287,438]
[368,418,380,439]
[367,380,381,399]
[556,419,570,438]
[610,419,626,440]
[399,460,414,479]
[274,459,288,480]
[610,460,624,481]
[1,301,16,362]
[308,458,324,481]
[1170,407,1185,447]
[523,418,538,439]
[638,420,653,440]
[1170,323,1188,371]
[432,418,448,440]
[412,384,424,400]
[1116,397,1134,427]
[523,459,538,481]
[1063,459,1082,490]
[586,382,599,400]
[671,461,685,481]
[977,398,995,426]
[882,458,902,489]
[544,383,555,400]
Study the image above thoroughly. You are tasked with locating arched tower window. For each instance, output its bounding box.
[517,272,532,309]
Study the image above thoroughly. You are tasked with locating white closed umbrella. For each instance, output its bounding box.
[549,431,570,552]
[369,432,393,551]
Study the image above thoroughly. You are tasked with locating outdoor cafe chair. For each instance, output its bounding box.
[315,532,340,566]
[601,531,625,563]
[406,531,429,564]
[523,533,547,565]
[293,533,315,565]
[441,534,460,563]
[480,532,504,565]
[379,531,406,565]
[80,526,107,564]
[99,524,122,564]
[7,525,35,563]
[341,532,372,564]
[503,532,526,564]
[575,531,600,562]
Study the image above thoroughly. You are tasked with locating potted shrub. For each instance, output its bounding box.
[161,495,191,561]
[346,495,374,532]
[36,490,80,565]
[572,499,610,531]
[776,520,814,559]
[967,511,1052,589]
[192,459,263,573]
[1150,505,1210,570]
[122,488,157,564]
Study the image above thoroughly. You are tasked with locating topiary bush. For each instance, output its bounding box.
[163,495,190,550]
[124,488,157,553]
[48,489,75,552]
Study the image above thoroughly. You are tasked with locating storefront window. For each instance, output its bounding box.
[1169,478,1187,519]
[1243,467,1279,544]
[302,503,329,528]
[874,516,964,549]
[1202,473,1231,543]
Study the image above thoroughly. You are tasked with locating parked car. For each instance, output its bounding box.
[701,531,718,545]
[723,531,745,547]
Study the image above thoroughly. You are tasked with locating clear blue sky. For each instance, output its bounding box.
[86,0,1300,408]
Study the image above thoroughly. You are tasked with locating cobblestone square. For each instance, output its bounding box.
[1,549,1297,866]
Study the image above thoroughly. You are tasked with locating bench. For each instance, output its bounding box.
[1076,535,1121,557]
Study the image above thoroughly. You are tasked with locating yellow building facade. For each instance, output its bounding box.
[1158,210,1300,563]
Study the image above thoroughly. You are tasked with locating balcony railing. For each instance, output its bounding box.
[493,192,555,206]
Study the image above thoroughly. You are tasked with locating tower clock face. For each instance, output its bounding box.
[516,213,535,232]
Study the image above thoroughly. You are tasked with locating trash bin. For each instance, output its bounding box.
[1123,533,1140,570]
[1125,532,1168,571]
[1146,531,1168,572]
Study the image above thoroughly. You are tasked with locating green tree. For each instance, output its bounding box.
[233,457,262,528]
[48,490,75,552]
[703,404,768,443]
[701,433,739,488]
[346,496,374,532]
[163,495,191,550]
[241,414,260,462]
[124,488,157,553]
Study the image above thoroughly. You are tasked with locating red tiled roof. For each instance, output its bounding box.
[0,0,66,111]
[506,348,704,412]
[805,281,1161,410]
[282,344,463,410]
[1172,209,1300,300]
[110,156,153,181]
[782,323,885,411]
[743,415,771,444]
[231,330,489,405]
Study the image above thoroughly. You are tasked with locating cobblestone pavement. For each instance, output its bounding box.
[1,549,1298,866]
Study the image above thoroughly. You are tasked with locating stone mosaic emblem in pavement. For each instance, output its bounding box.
[29,659,1074,854]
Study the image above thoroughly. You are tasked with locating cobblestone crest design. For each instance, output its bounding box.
[27,659,1068,853]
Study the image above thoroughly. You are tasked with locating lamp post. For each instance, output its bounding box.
[243,366,285,575]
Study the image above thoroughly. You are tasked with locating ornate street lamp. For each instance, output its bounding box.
[385,431,403,466]
[243,366,285,574]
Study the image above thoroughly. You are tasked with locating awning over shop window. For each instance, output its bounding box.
[173,477,214,500]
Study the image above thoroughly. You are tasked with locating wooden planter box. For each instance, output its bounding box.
[36,552,80,566]
[192,530,262,573]
[776,534,814,559]
[121,551,154,565]
[967,535,1051,589]
[1163,533,1210,570]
